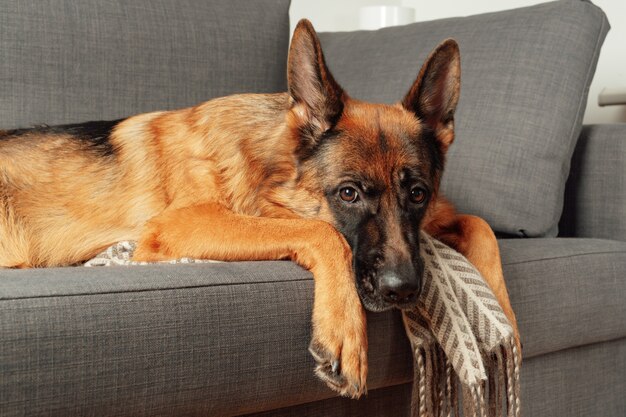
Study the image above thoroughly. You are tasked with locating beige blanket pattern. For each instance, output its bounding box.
[402,233,520,417]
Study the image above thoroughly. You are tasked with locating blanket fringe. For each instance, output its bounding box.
[409,342,521,417]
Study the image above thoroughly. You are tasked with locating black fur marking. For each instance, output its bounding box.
[379,130,388,153]
[420,126,444,179]
[2,119,125,157]
[297,127,341,162]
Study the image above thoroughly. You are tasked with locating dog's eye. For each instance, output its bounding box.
[410,187,427,205]
[339,187,359,203]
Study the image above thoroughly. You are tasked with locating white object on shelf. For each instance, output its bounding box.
[598,87,626,106]
[359,6,415,30]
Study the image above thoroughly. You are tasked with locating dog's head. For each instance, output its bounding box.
[288,20,460,312]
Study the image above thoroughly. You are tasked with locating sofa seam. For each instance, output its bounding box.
[524,334,626,361]
[0,277,314,302]
[237,379,414,416]
[4,249,625,300]
[502,249,626,267]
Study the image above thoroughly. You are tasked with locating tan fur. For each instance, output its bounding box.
[0,94,296,266]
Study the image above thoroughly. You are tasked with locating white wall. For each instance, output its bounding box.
[582,0,626,123]
[290,0,626,124]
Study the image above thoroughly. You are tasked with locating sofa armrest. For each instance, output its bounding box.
[560,124,626,240]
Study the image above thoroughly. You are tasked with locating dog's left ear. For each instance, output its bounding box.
[288,19,345,142]
[402,39,460,153]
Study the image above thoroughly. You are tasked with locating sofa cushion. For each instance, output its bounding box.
[500,237,626,358]
[2,238,625,415]
[249,338,626,417]
[0,262,412,416]
[0,0,290,128]
[318,0,609,237]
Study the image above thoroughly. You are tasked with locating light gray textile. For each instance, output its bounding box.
[560,124,626,241]
[83,240,219,266]
[2,238,625,416]
[318,0,609,237]
[0,0,290,128]
[247,337,626,417]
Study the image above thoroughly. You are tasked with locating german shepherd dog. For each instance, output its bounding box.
[0,20,519,397]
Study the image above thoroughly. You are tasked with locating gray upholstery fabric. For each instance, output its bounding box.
[0,262,412,417]
[520,337,626,417]
[248,338,626,417]
[0,0,290,128]
[318,0,609,237]
[560,124,626,241]
[2,238,625,416]
[500,238,626,358]
[247,384,412,417]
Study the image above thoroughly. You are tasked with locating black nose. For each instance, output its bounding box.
[378,265,421,305]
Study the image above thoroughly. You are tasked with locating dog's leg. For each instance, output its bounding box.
[133,202,367,398]
[425,209,521,354]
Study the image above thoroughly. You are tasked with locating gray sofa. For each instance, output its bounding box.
[1,1,624,416]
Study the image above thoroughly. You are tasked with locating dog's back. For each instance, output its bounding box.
[0,93,296,267]
[0,117,156,266]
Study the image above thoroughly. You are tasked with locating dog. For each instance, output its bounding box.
[0,19,519,398]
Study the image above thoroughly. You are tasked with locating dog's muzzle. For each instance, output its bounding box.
[357,259,424,312]
[377,261,422,307]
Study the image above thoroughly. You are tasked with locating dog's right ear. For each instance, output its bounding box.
[402,39,460,154]
[288,19,345,143]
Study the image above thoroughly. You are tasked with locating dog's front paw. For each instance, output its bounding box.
[309,305,368,398]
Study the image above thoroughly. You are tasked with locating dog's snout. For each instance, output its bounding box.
[378,263,422,305]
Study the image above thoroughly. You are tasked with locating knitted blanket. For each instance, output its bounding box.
[84,235,520,416]
[83,241,219,266]
[402,233,520,417]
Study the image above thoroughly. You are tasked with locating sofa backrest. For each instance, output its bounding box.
[0,0,290,128]
[319,0,609,238]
